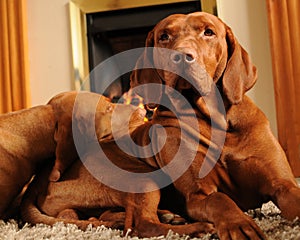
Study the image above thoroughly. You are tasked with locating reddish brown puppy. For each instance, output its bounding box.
[0,91,144,219]
[47,91,144,182]
[21,92,214,238]
[0,105,56,218]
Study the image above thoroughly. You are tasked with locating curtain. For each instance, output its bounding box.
[266,0,300,176]
[0,0,30,113]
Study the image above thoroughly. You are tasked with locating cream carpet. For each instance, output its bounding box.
[1,201,300,240]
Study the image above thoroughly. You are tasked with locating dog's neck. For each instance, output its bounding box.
[180,87,228,131]
[194,95,227,131]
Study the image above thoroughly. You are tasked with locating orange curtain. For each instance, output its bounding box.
[0,0,31,113]
[266,0,300,176]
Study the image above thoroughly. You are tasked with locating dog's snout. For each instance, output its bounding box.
[171,53,182,64]
[184,53,195,63]
[171,50,196,65]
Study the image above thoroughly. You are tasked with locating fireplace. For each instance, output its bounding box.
[69,0,217,98]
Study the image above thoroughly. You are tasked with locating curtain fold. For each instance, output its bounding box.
[0,0,30,113]
[266,0,300,176]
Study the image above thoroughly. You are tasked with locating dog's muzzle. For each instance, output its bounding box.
[170,52,196,65]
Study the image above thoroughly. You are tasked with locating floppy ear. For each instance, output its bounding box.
[222,26,257,104]
[130,30,163,105]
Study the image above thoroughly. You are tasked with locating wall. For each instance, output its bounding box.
[27,0,73,106]
[217,0,277,135]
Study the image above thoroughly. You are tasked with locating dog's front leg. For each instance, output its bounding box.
[123,182,214,238]
[186,192,266,240]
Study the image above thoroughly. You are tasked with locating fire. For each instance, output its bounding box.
[122,92,149,122]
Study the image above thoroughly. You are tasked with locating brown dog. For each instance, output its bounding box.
[21,99,214,238]
[0,91,143,219]
[129,12,300,239]
[47,91,146,182]
[0,105,56,218]
[19,11,300,239]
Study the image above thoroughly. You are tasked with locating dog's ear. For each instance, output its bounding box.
[222,26,257,105]
[145,29,154,48]
[72,93,101,139]
[130,30,163,105]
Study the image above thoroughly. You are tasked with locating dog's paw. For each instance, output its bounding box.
[49,169,61,182]
[276,185,300,221]
[160,213,187,225]
[189,222,216,238]
[215,215,267,240]
[158,210,187,225]
[57,209,79,220]
[88,216,125,230]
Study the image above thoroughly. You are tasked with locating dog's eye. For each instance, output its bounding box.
[159,33,170,42]
[204,28,215,37]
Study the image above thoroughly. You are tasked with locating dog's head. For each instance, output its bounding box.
[72,93,146,141]
[130,12,257,106]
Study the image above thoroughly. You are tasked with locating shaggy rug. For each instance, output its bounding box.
[1,201,300,240]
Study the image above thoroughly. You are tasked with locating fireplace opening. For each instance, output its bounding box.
[86,1,201,100]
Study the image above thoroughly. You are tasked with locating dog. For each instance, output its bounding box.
[20,11,300,239]
[0,91,144,219]
[20,94,215,238]
[47,91,146,182]
[20,148,214,238]
[128,11,300,239]
[0,104,56,218]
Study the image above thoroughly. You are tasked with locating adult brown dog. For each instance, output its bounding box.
[0,91,142,219]
[129,12,300,239]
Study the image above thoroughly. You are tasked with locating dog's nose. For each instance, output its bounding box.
[170,51,196,64]
[171,52,183,64]
[184,53,196,63]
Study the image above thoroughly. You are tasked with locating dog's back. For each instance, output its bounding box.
[0,105,56,217]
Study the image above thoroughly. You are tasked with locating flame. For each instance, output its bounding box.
[122,92,148,122]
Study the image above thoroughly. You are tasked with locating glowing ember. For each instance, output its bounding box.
[122,92,149,122]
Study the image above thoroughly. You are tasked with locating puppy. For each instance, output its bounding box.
[47,91,146,182]
[0,104,56,218]
[0,91,144,218]
[21,97,214,238]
